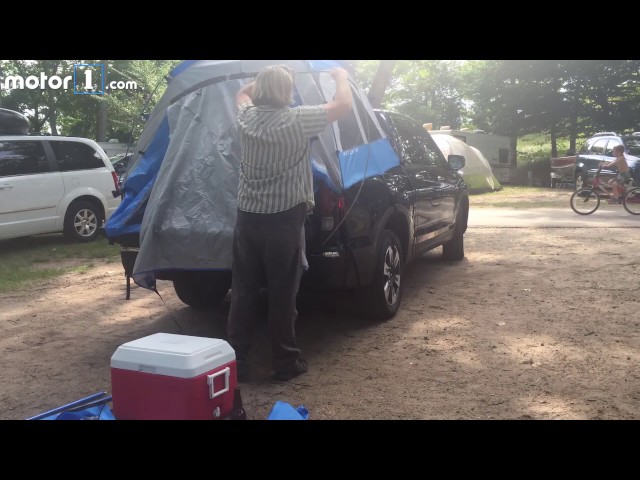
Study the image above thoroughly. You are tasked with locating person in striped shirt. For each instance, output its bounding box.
[228,64,353,382]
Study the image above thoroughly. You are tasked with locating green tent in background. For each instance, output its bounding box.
[431,134,502,193]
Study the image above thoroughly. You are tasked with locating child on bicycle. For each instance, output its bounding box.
[602,145,631,204]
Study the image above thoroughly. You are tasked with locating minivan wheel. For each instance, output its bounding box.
[365,229,403,321]
[63,201,103,242]
[173,271,232,309]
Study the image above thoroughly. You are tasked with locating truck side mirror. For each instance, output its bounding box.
[448,154,465,170]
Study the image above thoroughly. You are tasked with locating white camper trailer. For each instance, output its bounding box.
[429,128,514,184]
[97,140,134,158]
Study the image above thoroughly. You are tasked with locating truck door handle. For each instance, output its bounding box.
[0,184,14,190]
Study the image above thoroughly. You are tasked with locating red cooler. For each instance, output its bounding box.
[110,333,236,420]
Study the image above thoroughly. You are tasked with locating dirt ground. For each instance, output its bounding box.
[1,191,639,420]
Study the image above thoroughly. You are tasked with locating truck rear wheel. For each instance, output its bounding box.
[173,271,231,309]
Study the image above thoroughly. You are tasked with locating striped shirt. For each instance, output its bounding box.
[236,102,328,213]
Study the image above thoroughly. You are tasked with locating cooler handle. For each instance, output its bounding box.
[207,367,230,399]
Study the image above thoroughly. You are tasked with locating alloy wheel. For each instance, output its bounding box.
[74,209,98,237]
[382,244,401,307]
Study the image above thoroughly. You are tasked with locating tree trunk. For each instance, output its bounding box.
[96,100,107,141]
[550,127,557,158]
[96,62,108,141]
[569,100,577,154]
[45,61,60,135]
[510,135,518,167]
[367,61,397,109]
[49,111,58,135]
[32,105,42,133]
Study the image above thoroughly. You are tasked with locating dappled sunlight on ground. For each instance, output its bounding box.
[1,225,639,419]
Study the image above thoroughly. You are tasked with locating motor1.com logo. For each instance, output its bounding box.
[0,64,137,95]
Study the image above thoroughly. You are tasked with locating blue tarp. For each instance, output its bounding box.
[105,116,170,238]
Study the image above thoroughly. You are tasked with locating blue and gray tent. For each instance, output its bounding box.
[105,60,400,292]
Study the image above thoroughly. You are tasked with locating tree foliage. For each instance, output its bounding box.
[354,60,640,160]
[3,60,639,161]
[0,60,179,142]
[355,60,466,128]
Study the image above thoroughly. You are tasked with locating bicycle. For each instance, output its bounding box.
[570,165,640,215]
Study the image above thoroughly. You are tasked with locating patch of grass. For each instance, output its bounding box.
[472,186,549,197]
[72,265,93,274]
[470,186,570,209]
[0,234,120,294]
[0,267,68,293]
[518,133,577,166]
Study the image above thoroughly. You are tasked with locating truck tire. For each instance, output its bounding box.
[173,271,231,309]
[364,229,403,321]
[442,207,467,261]
[63,200,103,242]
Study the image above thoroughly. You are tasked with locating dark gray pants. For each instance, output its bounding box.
[227,203,306,372]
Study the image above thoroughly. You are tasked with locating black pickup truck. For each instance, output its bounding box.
[107,60,470,321]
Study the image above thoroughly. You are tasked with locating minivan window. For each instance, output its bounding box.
[50,141,104,171]
[0,141,49,176]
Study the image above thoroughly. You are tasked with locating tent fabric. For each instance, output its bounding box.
[339,139,400,190]
[105,60,400,291]
[132,81,242,288]
[431,134,502,193]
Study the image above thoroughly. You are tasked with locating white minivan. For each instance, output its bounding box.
[0,136,122,242]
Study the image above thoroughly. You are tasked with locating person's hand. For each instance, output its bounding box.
[329,67,349,82]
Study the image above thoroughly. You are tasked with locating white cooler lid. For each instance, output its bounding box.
[111,333,236,378]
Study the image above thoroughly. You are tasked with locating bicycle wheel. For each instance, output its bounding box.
[570,189,600,215]
[623,187,640,215]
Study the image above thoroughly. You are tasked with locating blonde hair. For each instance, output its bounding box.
[252,65,294,108]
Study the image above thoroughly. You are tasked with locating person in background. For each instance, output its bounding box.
[228,65,353,382]
[602,144,631,204]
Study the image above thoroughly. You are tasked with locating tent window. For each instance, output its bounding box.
[336,86,365,151]
[295,73,325,106]
[317,73,365,151]
[294,72,342,190]
[352,93,381,143]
